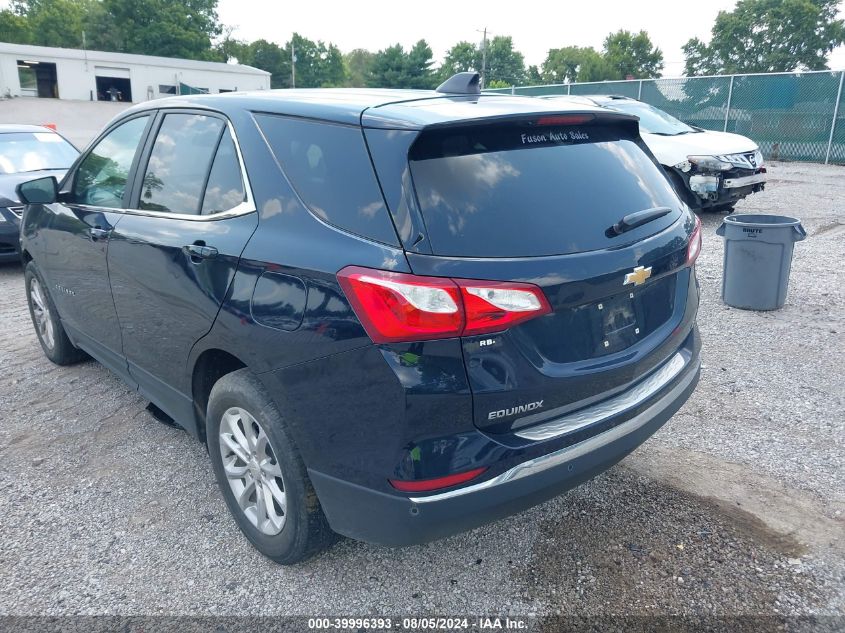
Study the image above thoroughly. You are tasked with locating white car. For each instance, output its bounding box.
[544,95,767,212]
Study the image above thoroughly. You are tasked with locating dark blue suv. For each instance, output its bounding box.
[17,74,701,564]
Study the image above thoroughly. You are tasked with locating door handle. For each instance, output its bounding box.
[184,243,218,262]
[89,227,110,240]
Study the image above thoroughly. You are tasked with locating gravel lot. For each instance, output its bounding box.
[0,161,842,625]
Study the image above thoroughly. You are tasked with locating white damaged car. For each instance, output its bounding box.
[544,95,767,212]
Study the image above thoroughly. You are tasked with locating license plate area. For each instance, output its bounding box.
[598,292,639,352]
[588,276,676,357]
[515,274,677,364]
[592,291,640,355]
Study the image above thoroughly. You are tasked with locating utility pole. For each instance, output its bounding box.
[480,27,488,90]
[291,40,296,89]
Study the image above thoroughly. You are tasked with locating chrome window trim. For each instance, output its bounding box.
[409,355,700,505]
[70,118,256,222]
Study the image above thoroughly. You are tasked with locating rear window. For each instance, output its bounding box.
[255,114,398,246]
[409,122,681,257]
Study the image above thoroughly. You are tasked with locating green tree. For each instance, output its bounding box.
[405,39,437,89]
[344,49,374,87]
[0,0,96,48]
[683,0,845,75]
[439,40,479,79]
[602,29,663,79]
[92,0,222,60]
[367,40,435,89]
[286,33,345,87]
[541,46,616,83]
[0,8,31,44]
[225,34,346,88]
[320,43,346,87]
[483,35,526,86]
[438,36,526,86]
[486,79,510,89]
[367,44,405,88]
[215,33,251,65]
[578,51,618,82]
[526,64,543,85]
[681,38,713,77]
[243,39,288,88]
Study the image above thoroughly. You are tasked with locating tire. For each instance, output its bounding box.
[206,368,337,564]
[24,261,86,365]
[711,203,736,214]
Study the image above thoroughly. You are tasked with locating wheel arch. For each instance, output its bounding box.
[191,348,248,442]
[664,166,701,210]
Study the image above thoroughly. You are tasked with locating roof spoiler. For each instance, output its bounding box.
[436,72,481,95]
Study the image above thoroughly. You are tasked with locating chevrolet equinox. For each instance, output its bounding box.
[17,73,701,564]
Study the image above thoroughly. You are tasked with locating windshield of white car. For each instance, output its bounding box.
[0,132,79,175]
[604,101,698,136]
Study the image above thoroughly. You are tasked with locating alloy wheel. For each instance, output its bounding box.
[30,278,55,351]
[218,407,287,535]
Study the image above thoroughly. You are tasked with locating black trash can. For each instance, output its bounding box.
[716,214,806,311]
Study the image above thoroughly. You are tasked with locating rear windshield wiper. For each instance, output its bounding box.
[606,207,672,237]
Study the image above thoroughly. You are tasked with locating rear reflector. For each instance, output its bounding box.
[687,215,702,265]
[389,467,488,493]
[337,266,552,343]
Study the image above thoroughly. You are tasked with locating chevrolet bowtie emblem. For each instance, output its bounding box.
[624,266,652,286]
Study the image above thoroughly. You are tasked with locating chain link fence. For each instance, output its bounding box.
[490,70,845,165]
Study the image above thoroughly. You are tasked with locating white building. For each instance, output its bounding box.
[0,42,270,103]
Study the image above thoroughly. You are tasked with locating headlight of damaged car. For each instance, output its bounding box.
[685,155,732,172]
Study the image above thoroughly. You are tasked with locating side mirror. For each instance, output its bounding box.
[17,176,58,205]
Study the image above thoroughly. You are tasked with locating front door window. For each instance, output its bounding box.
[72,115,150,208]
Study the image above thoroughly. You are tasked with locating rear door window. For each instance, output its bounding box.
[409,122,681,257]
[138,113,224,215]
[255,114,398,245]
[201,128,246,214]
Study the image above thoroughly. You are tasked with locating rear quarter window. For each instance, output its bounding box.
[254,114,398,246]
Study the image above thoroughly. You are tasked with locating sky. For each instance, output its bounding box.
[216,0,845,77]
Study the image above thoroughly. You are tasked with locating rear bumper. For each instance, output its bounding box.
[309,353,700,546]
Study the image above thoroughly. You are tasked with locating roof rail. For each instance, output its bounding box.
[436,72,481,95]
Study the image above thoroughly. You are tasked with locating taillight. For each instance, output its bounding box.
[687,215,702,265]
[389,467,488,492]
[337,266,552,344]
[458,280,551,336]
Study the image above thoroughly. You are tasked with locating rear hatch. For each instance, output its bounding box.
[399,112,698,436]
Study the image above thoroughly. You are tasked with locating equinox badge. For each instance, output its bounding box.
[624,265,652,286]
[488,401,544,420]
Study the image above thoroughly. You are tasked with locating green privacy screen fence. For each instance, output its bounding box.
[489,70,845,165]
